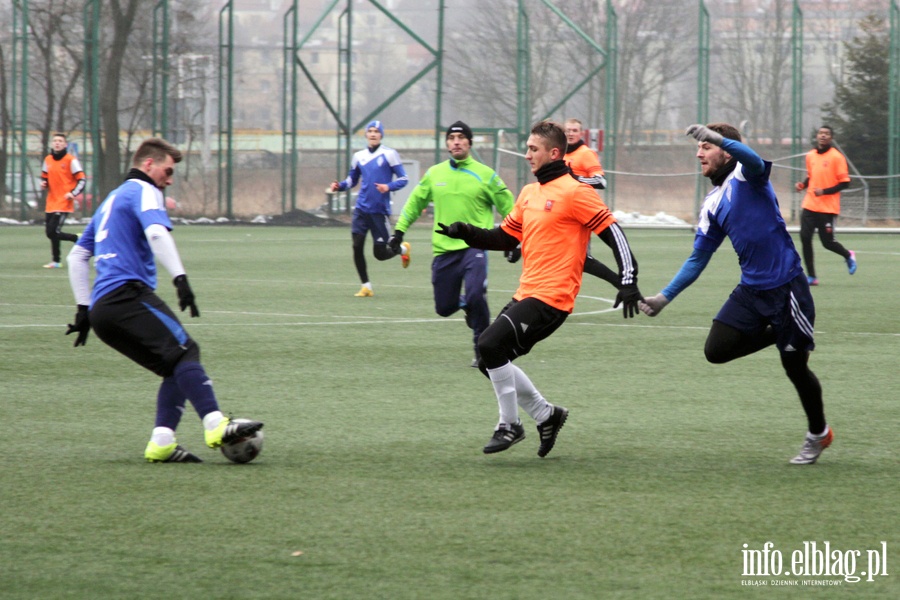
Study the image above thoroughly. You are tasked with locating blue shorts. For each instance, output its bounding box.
[714,274,816,352]
[351,209,392,244]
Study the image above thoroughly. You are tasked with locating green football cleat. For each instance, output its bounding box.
[205,417,264,449]
[145,441,203,463]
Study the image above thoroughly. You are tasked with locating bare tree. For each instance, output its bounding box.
[27,0,85,149]
[612,1,696,142]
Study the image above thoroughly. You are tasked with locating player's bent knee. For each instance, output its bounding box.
[704,340,732,364]
[434,303,458,318]
[373,244,393,261]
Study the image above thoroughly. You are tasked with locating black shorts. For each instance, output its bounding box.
[478,297,568,362]
[90,282,199,377]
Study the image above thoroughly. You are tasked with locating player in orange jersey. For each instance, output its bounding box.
[794,126,855,285]
[564,118,620,290]
[436,120,642,458]
[40,133,85,268]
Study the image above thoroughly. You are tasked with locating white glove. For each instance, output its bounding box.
[638,293,670,317]
[685,124,724,147]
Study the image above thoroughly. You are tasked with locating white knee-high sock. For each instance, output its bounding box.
[487,362,519,426]
[511,364,552,423]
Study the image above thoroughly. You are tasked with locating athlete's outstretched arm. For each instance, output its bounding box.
[435,222,519,251]
[596,222,642,318]
[639,247,714,317]
[596,222,637,286]
[685,124,765,177]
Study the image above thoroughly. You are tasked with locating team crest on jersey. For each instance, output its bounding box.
[377,156,385,167]
[544,199,554,211]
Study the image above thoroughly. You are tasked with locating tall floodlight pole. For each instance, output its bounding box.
[605,0,618,209]
[888,0,900,215]
[152,1,170,138]
[695,1,710,213]
[82,0,101,215]
[11,0,29,221]
[217,1,234,219]
[791,0,804,222]
[516,0,531,192]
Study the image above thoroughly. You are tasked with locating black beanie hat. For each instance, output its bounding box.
[446,121,473,144]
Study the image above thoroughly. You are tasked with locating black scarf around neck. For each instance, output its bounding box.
[126,168,159,188]
[710,158,738,187]
[566,139,584,153]
[51,148,67,161]
[534,159,570,184]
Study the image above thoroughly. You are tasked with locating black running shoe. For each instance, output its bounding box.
[536,406,568,458]
[483,422,526,454]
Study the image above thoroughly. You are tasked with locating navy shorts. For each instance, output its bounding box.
[90,282,199,377]
[714,274,816,352]
[351,209,392,244]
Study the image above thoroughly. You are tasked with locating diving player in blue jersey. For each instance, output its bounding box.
[639,123,832,466]
[331,120,410,297]
[65,138,262,463]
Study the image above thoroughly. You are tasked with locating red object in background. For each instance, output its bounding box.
[580,129,604,152]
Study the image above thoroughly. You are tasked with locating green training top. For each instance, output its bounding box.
[395,155,515,256]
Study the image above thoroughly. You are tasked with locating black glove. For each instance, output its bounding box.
[613,284,642,319]
[504,246,521,263]
[388,230,404,254]
[173,274,200,317]
[66,305,91,347]
[435,222,470,239]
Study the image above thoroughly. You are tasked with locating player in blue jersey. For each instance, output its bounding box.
[65,138,263,463]
[639,123,832,465]
[330,120,410,297]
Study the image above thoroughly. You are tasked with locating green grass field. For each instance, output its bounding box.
[1,224,897,599]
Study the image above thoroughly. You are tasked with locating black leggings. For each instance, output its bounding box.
[704,320,825,434]
[799,209,849,278]
[352,233,397,283]
[45,212,78,262]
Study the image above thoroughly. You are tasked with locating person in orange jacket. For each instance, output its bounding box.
[563,118,620,290]
[794,126,855,285]
[40,133,85,268]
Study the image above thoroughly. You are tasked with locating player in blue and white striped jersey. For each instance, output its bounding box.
[639,123,832,466]
[65,138,262,463]
[331,120,410,297]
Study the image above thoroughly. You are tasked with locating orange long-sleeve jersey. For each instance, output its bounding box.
[802,147,850,215]
[501,173,616,313]
[564,143,604,179]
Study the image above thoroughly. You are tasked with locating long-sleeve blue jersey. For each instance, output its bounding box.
[692,139,803,289]
[336,145,408,215]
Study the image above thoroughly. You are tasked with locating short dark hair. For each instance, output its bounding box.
[52,132,67,140]
[530,120,567,154]
[819,125,834,135]
[707,123,742,143]
[132,138,183,166]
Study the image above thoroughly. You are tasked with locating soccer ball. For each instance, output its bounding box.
[220,419,264,464]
